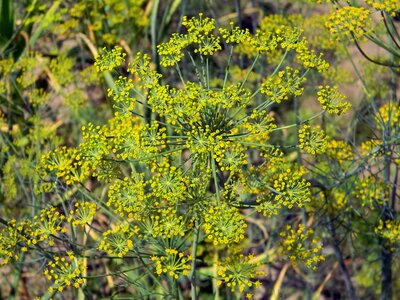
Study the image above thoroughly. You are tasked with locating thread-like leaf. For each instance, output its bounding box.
[0,0,14,50]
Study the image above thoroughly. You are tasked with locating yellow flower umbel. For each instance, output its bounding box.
[248,151,312,217]
[366,0,400,16]
[317,85,351,115]
[375,103,400,131]
[0,219,31,266]
[139,206,193,239]
[279,224,325,270]
[375,220,400,246]
[299,125,328,155]
[203,203,247,246]
[353,176,388,208]
[260,67,306,103]
[150,162,188,205]
[44,252,86,292]
[326,140,354,164]
[326,6,372,41]
[67,201,97,227]
[30,207,67,247]
[98,223,137,258]
[107,175,148,219]
[39,146,90,185]
[256,167,312,216]
[151,248,192,279]
[217,253,264,294]
[94,46,126,72]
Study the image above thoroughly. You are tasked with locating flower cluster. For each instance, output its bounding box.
[29,207,67,247]
[150,162,188,205]
[217,253,264,294]
[29,12,340,298]
[366,0,400,15]
[157,13,329,74]
[317,85,351,115]
[203,203,247,246]
[279,224,325,270]
[140,207,193,239]
[44,252,86,292]
[375,220,400,246]
[353,176,388,208]
[0,219,30,266]
[107,176,148,219]
[295,40,330,72]
[255,163,312,216]
[328,190,349,213]
[128,52,161,88]
[157,14,220,67]
[67,201,97,227]
[326,140,354,163]
[98,223,137,258]
[94,46,126,71]
[360,139,385,158]
[299,125,328,155]
[108,76,136,113]
[151,248,191,279]
[375,103,400,130]
[242,150,311,217]
[39,147,89,185]
[242,110,277,144]
[260,67,306,103]
[326,6,372,41]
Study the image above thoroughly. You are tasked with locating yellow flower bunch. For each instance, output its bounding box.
[139,206,193,239]
[67,201,97,227]
[38,146,89,185]
[375,220,400,246]
[29,207,67,247]
[94,46,126,72]
[260,67,306,103]
[31,12,345,297]
[242,110,277,144]
[255,163,311,216]
[0,219,31,266]
[360,139,385,158]
[217,253,264,293]
[375,103,400,130]
[353,176,388,208]
[150,162,188,204]
[203,203,247,246]
[328,189,349,213]
[108,76,136,113]
[317,85,351,115]
[299,125,328,155]
[280,224,325,270]
[366,0,400,15]
[44,252,86,292]
[326,140,354,164]
[326,6,372,41]
[98,223,138,258]
[151,248,191,279]
[107,175,148,219]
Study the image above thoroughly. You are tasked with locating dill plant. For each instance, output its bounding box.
[1,13,354,299]
[304,1,400,299]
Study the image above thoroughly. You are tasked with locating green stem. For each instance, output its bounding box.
[211,156,221,205]
[190,222,200,300]
[223,46,234,89]
[272,111,325,131]
[250,49,289,99]
[239,52,259,91]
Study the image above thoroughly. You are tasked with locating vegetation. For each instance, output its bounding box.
[1,0,399,299]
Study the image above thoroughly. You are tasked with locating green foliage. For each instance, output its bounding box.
[1,0,400,299]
